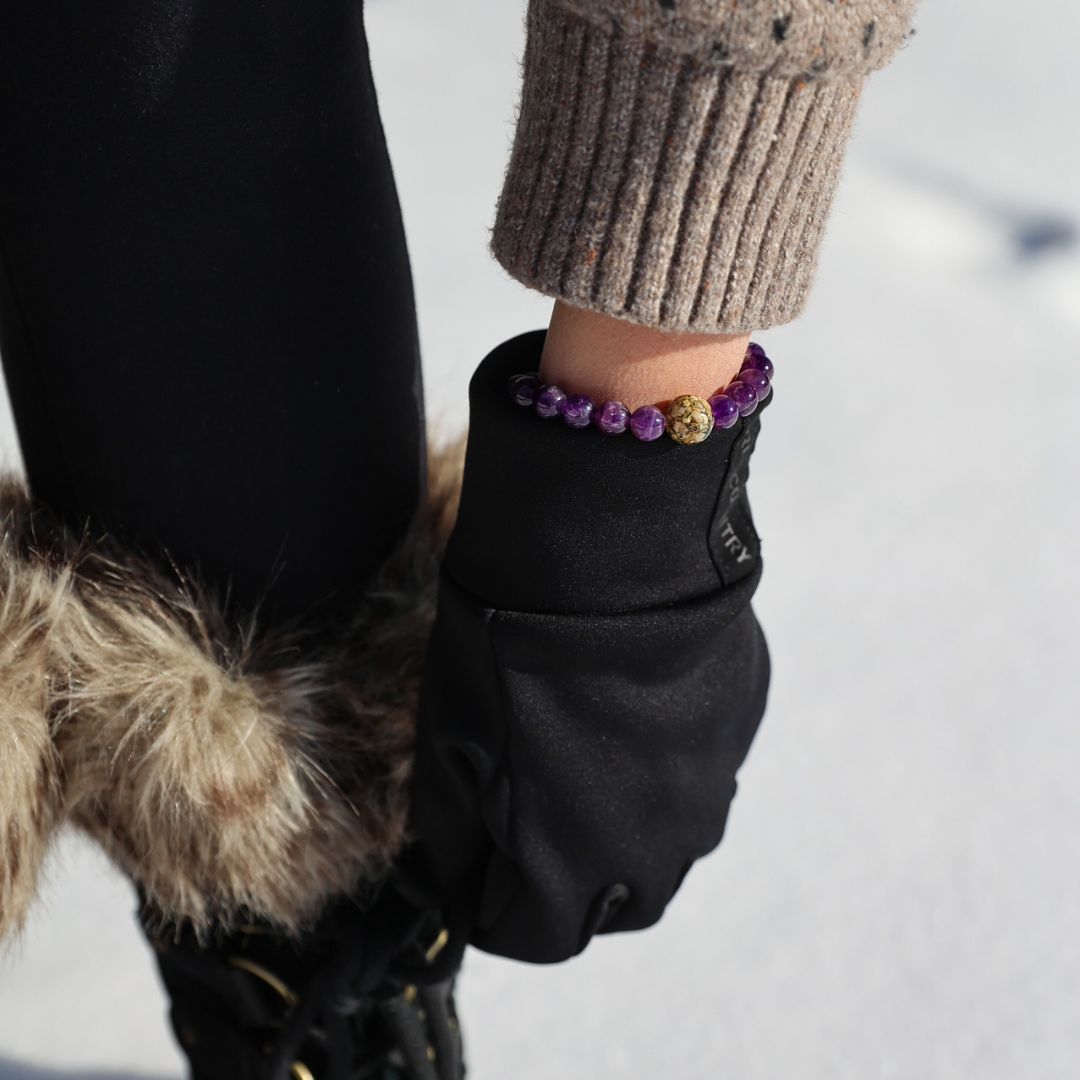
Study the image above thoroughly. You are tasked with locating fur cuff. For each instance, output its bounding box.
[0,434,465,942]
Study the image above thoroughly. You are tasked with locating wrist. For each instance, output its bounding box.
[539,300,752,411]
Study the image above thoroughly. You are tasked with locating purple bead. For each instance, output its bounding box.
[507,373,541,407]
[560,392,595,428]
[708,393,740,430]
[746,342,766,362]
[726,380,759,416]
[629,404,666,442]
[593,400,630,435]
[742,349,774,380]
[737,367,771,399]
[534,384,567,419]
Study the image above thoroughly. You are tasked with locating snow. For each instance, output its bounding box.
[2,0,1078,1076]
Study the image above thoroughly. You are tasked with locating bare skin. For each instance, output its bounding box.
[539,299,751,413]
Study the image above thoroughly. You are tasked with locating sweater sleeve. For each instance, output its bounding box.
[490,0,918,334]
[396,328,775,965]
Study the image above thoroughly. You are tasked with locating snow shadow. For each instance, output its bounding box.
[0,1062,170,1080]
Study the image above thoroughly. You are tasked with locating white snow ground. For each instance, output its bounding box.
[2,0,1078,1076]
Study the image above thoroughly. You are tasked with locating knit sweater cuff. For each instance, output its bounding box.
[489,0,867,335]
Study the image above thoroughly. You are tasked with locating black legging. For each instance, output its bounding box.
[0,0,424,633]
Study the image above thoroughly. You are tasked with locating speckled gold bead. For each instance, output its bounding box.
[665,394,714,445]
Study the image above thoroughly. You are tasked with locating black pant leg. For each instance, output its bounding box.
[0,0,424,631]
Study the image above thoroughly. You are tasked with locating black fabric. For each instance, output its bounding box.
[401,329,774,964]
[0,0,776,977]
[0,0,446,1026]
[0,0,424,631]
[143,886,465,1080]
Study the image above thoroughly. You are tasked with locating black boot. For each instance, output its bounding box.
[139,885,466,1080]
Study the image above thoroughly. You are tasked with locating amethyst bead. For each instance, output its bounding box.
[726,380,759,416]
[708,393,741,430]
[593,400,630,435]
[534,384,567,419]
[737,367,771,399]
[560,392,595,428]
[742,349,774,380]
[507,372,541,407]
[511,352,774,445]
[629,404,666,442]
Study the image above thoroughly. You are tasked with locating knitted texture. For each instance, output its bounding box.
[491,0,918,333]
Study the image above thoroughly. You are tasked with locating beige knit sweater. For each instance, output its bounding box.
[490,0,918,334]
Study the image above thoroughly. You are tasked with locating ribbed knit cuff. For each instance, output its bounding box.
[490,0,865,334]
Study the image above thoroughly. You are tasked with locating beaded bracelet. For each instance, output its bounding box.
[506,342,774,445]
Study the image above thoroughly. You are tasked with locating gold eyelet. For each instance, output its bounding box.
[424,927,450,963]
[226,956,299,1008]
[402,983,419,1003]
[426,1046,437,1062]
[290,1063,315,1080]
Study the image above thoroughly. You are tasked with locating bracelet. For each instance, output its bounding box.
[505,343,774,446]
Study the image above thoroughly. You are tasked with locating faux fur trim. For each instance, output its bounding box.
[0,433,465,942]
[0,535,66,942]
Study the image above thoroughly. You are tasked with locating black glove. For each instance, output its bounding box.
[401,328,774,964]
